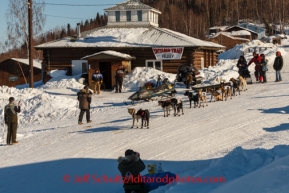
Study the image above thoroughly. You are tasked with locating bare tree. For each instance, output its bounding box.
[5,0,46,58]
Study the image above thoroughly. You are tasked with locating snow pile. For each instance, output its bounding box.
[219,40,278,60]
[199,60,240,85]
[40,70,85,90]
[0,86,79,127]
[123,67,176,91]
[165,146,289,193]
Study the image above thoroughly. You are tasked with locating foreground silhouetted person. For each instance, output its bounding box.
[77,86,92,125]
[118,149,149,193]
[4,97,21,145]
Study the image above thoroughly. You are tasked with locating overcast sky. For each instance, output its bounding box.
[0,0,124,43]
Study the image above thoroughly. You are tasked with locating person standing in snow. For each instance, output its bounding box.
[77,86,92,125]
[273,51,283,82]
[236,55,250,79]
[185,63,195,89]
[248,52,262,82]
[115,64,127,93]
[260,54,268,83]
[4,97,21,145]
[118,149,149,193]
[92,69,103,95]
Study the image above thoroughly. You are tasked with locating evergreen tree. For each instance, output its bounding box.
[67,23,71,36]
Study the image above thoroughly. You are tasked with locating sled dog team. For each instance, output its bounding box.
[128,75,248,128]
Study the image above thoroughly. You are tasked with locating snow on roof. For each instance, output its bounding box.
[81,50,136,60]
[225,26,259,35]
[104,0,160,13]
[237,23,266,33]
[11,58,42,69]
[35,26,224,49]
[208,32,250,41]
[209,26,228,31]
[230,30,251,36]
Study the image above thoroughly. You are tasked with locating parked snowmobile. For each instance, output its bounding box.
[124,79,177,105]
[175,64,203,85]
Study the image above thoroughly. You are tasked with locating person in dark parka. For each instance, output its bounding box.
[273,51,283,82]
[118,149,149,193]
[236,55,250,78]
[4,97,21,145]
[115,65,127,93]
[77,86,92,125]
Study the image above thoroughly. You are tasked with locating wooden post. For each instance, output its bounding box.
[28,0,34,88]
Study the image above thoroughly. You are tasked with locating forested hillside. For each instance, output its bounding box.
[143,0,289,38]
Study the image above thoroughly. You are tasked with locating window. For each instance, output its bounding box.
[146,60,163,71]
[137,10,142,21]
[126,11,131,22]
[9,76,18,82]
[115,11,120,22]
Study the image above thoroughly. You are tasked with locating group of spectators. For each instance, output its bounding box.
[237,51,283,83]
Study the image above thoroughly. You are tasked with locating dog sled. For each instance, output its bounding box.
[191,82,232,92]
[124,82,177,105]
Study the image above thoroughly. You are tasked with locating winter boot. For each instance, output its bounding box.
[78,121,83,125]
[87,120,92,123]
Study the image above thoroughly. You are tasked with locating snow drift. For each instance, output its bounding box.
[123,67,176,91]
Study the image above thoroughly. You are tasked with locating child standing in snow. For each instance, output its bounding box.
[260,54,268,83]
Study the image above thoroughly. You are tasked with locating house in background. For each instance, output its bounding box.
[237,22,266,39]
[206,26,229,36]
[207,32,250,50]
[224,26,258,40]
[35,0,224,89]
[0,58,42,87]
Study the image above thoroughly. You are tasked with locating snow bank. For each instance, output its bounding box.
[123,67,176,91]
[40,70,85,90]
[219,40,278,60]
[165,146,289,193]
[0,86,79,127]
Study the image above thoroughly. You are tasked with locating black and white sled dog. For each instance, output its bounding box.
[170,98,184,116]
[184,91,199,108]
[158,100,172,117]
[127,108,150,129]
[158,98,183,116]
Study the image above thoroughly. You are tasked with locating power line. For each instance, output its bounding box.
[35,3,115,6]
[45,14,88,20]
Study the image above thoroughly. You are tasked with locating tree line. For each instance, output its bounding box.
[142,0,289,38]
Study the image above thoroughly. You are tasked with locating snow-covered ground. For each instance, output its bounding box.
[0,40,289,193]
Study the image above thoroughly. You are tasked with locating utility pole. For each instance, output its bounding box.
[28,0,34,88]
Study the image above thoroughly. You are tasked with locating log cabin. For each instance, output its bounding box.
[35,0,224,89]
[0,58,42,87]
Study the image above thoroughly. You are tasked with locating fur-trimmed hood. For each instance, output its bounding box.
[117,154,139,163]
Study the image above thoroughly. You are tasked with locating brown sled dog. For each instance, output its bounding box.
[207,88,223,102]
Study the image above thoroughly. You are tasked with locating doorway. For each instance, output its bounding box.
[99,62,112,89]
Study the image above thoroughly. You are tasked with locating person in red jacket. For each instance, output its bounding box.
[248,52,262,82]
